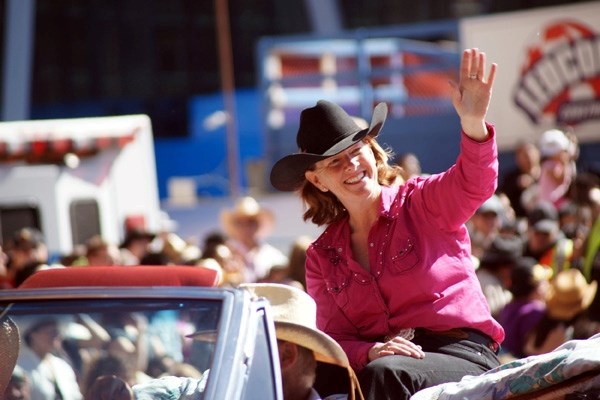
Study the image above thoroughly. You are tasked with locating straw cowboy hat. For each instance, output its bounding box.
[270,100,388,191]
[240,283,363,400]
[220,196,275,238]
[0,316,20,393]
[546,269,598,321]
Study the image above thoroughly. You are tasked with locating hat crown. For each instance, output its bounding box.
[269,100,387,191]
[240,283,350,368]
[546,269,598,320]
[539,129,569,157]
[296,100,363,155]
[231,196,262,217]
[551,269,592,302]
[242,283,317,328]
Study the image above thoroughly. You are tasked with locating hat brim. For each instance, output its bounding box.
[220,208,275,238]
[275,321,350,368]
[120,232,156,248]
[270,102,387,191]
[186,322,350,368]
[532,219,559,233]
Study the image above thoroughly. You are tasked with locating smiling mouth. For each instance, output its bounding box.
[344,171,366,184]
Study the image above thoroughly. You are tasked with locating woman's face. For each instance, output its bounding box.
[305,140,379,202]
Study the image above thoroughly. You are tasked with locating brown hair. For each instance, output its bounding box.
[300,137,403,226]
[85,375,133,400]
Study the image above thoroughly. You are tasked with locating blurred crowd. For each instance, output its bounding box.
[1,127,600,398]
[466,127,600,361]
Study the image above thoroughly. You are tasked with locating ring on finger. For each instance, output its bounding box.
[470,74,477,80]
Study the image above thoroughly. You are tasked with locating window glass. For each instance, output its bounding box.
[0,205,41,244]
[69,199,101,246]
[1,298,222,397]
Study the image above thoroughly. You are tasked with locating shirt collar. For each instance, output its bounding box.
[380,185,400,219]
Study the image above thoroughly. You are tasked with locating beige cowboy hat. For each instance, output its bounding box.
[546,269,598,321]
[240,283,363,400]
[220,196,275,238]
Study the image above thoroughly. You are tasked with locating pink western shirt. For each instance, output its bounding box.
[305,125,505,372]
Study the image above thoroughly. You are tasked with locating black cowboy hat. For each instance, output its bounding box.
[269,100,388,191]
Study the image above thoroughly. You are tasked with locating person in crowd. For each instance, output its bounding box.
[132,283,362,400]
[60,313,112,387]
[570,172,600,319]
[499,141,540,219]
[199,232,245,287]
[159,232,201,265]
[3,366,32,400]
[220,196,288,282]
[118,228,155,266]
[395,152,424,182]
[13,261,51,288]
[0,245,11,289]
[84,375,133,400]
[468,194,505,261]
[59,245,87,267]
[285,234,313,290]
[523,268,597,356]
[498,257,551,360]
[139,251,172,265]
[101,312,152,386]
[475,235,523,318]
[17,318,83,400]
[3,228,48,288]
[268,48,502,400]
[524,201,573,275]
[259,234,313,290]
[536,128,575,210]
[82,354,132,395]
[84,235,121,266]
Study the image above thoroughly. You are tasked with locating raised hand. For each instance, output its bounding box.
[450,48,498,141]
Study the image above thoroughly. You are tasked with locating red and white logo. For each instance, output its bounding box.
[513,20,600,126]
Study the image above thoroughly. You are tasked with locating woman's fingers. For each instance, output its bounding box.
[486,62,498,88]
[369,337,426,361]
[388,337,425,359]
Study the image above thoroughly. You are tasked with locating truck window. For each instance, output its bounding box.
[0,205,41,244]
[70,199,101,246]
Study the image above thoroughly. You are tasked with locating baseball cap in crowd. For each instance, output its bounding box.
[539,129,569,158]
[528,201,559,233]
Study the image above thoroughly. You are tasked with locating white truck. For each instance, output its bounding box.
[0,114,162,261]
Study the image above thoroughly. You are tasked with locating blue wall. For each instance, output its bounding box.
[154,89,263,198]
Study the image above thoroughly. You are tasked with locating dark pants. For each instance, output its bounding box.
[358,333,500,400]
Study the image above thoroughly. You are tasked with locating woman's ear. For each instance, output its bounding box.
[305,171,328,192]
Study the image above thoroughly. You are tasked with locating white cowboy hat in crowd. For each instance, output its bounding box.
[220,196,275,238]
